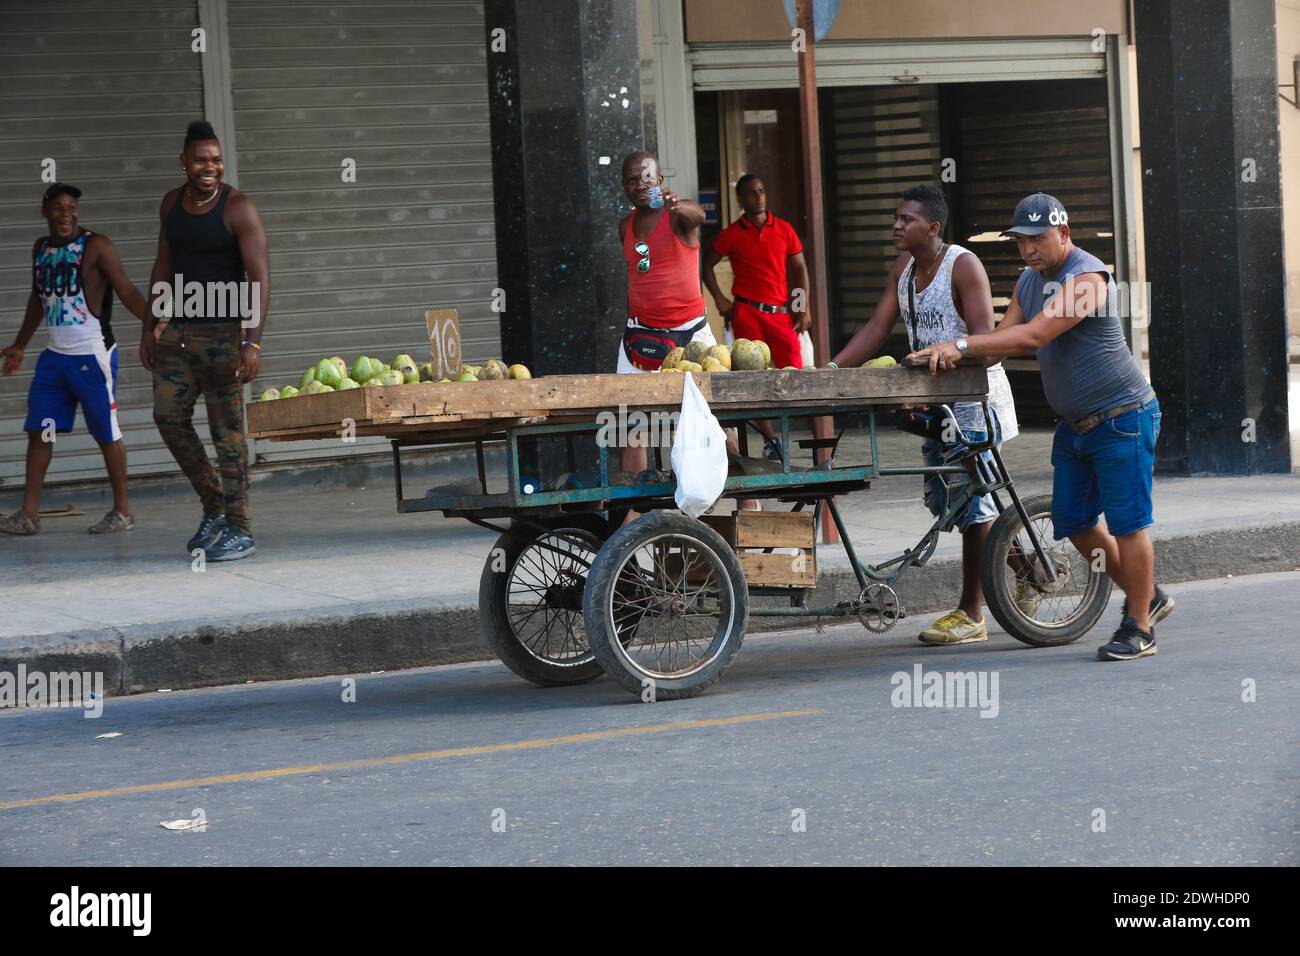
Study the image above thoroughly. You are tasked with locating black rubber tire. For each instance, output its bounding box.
[982,493,1112,647]
[479,514,610,686]
[583,511,749,701]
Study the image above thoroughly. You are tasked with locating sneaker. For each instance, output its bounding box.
[919,609,988,645]
[88,510,134,534]
[187,513,226,552]
[0,510,39,535]
[1097,617,1157,661]
[763,438,784,462]
[205,527,255,562]
[1122,585,1175,628]
[1014,579,1043,617]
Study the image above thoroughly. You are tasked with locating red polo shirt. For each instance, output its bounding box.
[710,213,803,306]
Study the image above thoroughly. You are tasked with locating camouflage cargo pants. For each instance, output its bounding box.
[152,322,250,533]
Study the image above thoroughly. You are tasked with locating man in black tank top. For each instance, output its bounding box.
[144,121,270,561]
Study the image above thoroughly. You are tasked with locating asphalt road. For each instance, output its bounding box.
[1,571,1296,866]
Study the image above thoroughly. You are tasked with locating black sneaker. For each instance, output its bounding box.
[205,527,255,562]
[186,513,226,552]
[1122,585,1175,627]
[763,438,784,462]
[1097,617,1157,661]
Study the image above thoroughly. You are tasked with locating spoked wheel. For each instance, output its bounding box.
[583,512,748,701]
[479,514,610,686]
[982,493,1112,646]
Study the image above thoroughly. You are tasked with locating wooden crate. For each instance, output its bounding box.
[701,511,817,589]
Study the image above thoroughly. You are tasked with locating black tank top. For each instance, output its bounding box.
[165,183,245,323]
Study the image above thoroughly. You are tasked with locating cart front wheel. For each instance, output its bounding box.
[583,511,748,700]
[982,493,1112,646]
[479,515,609,686]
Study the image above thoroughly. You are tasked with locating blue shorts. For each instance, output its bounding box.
[921,409,1001,533]
[1050,396,1160,539]
[23,347,122,443]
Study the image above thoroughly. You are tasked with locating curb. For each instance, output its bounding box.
[3,521,1298,700]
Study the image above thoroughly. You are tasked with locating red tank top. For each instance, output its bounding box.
[623,208,706,329]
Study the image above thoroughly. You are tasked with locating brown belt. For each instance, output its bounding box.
[1066,392,1156,435]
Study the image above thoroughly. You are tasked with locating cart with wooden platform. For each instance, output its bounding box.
[248,364,1110,699]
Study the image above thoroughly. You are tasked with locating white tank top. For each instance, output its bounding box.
[34,230,111,356]
[897,243,1018,441]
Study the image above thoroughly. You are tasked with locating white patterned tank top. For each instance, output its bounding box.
[896,243,1018,441]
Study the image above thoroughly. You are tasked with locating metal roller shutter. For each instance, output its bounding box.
[0,0,204,486]
[225,0,498,465]
[822,84,942,354]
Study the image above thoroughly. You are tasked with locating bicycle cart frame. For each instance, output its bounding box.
[389,398,1058,623]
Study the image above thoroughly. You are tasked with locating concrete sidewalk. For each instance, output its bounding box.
[3,426,1298,695]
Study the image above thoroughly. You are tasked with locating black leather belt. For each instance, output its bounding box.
[1067,391,1156,435]
[734,294,788,314]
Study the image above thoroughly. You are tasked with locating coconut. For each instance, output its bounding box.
[457,371,478,382]
[684,340,711,365]
[677,360,703,372]
[731,340,766,371]
[258,387,281,401]
[377,369,405,386]
[662,346,686,370]
[351,355,379,384]
[328,356,348,378]
[756,340,772,369]
[508,364,532,380]
[279,385,299,398]
[299,366,317,389]
[301,380,333,395]
[700,357,726,372]
[314,358,343,389]
[480,359,509,380]
[867,355,898,368]
[337,377,360,390]
[707,344,732,370]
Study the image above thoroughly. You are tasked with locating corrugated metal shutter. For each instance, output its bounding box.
[822,84,941,354]
[951,79,1116,422]
[225,0,498,465]
[689,37,1106,91]
[0,1,204,486]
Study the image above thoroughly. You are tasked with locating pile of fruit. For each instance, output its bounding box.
[258,355,531,401]
[658,340,899,373]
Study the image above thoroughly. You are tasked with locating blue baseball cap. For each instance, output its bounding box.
[1003,192,1069,237]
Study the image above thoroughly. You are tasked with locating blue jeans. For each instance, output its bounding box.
[1051,397,1161,539]
[922,409,1001,533]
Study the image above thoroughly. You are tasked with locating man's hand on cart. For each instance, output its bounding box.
[907,340,963,374]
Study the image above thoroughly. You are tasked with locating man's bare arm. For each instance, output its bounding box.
[145,193,175,335]
[229,193,270,345]
[1,290,43,374]
[89,235,148,321]
[950,252,997,364]
[965,272,1108,358]
[701,247,732,317]
[788,252,812,332]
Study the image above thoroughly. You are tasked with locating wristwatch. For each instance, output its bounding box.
[955,336,969,359]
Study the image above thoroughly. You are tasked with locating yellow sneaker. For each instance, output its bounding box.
[919,609,988,645]
[1014,579,1043,616]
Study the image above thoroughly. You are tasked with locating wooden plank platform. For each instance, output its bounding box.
[246,367,987,441]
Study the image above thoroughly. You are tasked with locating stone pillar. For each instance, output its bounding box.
[484,0,645,377]
[1135,0,1291,474]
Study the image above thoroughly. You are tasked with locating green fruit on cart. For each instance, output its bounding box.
[258,387,281,401]
[351,355,379,384]
[301,380,333,395]
[337,377,360,390]
[299,366,317,389]
[280,385,299,398]
[313,358,343,389]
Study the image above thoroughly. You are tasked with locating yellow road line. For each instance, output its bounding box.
[0,707,825,812]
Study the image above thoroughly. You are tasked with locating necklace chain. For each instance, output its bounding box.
[187,184,219,208]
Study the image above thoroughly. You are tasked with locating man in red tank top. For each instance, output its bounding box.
[615,151,713,479]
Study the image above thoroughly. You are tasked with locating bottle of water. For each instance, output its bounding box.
[647,185,664,209]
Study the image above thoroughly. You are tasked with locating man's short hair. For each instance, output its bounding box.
[901,184,948,230]
[184,120,219,148]
[735,173,760,196]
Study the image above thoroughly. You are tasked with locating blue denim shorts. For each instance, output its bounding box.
[1051,396,1161,539]
[921,409,1001,533]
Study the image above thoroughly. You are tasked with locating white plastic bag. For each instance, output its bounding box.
[672,373,729,517]
[799,330,814,367]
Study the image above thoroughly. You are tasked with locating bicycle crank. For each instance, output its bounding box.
[857,583,903,633]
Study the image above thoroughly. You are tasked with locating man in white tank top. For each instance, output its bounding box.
[830,185,1027,646]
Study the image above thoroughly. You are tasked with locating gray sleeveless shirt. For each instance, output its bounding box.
[897,244,1019,440]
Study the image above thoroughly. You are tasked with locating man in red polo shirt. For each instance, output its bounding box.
[704,174,811,459]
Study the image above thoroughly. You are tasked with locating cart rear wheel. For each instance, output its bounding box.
[982,493,1112,646]
[480,514,610,686]
[583,512,748,701]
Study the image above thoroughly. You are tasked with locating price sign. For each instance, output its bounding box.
[426,308,461,381]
